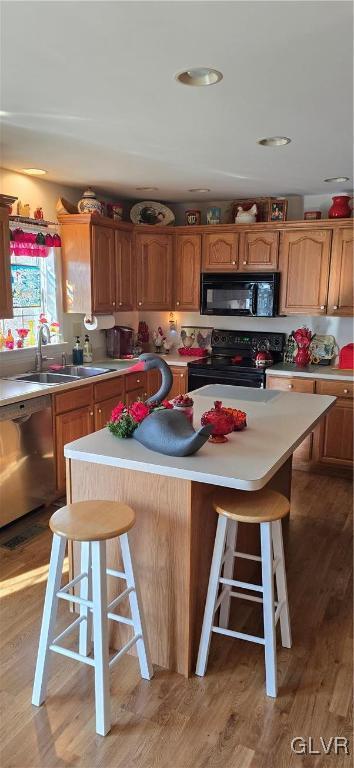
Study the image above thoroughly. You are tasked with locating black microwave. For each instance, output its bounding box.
[200,272,280,317]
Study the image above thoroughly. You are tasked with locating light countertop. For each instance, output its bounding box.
[0,353,196,408]
[64,384,335,491]
[265,362,354,381]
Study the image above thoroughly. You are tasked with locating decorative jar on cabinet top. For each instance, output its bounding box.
[328,194,352,219]
[77,187,102,214]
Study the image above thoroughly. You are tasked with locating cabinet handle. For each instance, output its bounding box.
[320,305,325,310]
[176,301,180,306]
[232,260,236,265]
[98,408,102,414]
[333,305,338,310]
[180,373,184,378]
[138,301,142,306]
[90,411,94,416]
[343,389,349,394]
[112,301,116,307]
[243,260,247,265]
[288,384,293,389]
[119,301,123,307]
[136,378,140,384]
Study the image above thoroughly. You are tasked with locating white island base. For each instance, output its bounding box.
[65,385,335,676]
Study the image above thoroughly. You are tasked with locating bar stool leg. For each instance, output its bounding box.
[260,522,277,697]
[272,520,292,649]
[32,533,67,706]
[219,519,238,629]
[91,540,111,736]
[79,542,93,656]
[196,514,228,677]
[119,532,153,680]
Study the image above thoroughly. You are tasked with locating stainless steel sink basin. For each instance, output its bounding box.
[13,372,80,384]
[55,365,116,378]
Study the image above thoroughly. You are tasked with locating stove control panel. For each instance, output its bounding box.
[211,329,285,353]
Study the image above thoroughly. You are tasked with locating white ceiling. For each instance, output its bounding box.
[1,1,353,201]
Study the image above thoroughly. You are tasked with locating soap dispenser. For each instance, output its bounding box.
[83,334,93,363]
[73,336,83,365]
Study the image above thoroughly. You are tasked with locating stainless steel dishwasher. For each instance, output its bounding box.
[0,395,56,527]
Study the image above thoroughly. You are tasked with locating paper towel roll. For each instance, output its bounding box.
[83,314,115,331]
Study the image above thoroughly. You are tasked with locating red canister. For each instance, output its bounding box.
[328,195,352,219]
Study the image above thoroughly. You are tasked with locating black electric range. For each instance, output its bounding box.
[188,329,285,391]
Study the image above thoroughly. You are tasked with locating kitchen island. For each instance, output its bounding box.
[64,384,335,676]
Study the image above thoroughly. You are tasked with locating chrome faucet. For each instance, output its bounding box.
[34,324,52,372]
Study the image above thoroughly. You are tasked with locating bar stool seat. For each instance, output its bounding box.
[196,487,292,698]
[50,500,136,541]
[213,488,290,523]
[32,500,153,736]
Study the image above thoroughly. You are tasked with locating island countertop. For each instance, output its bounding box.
[64,384,335,491]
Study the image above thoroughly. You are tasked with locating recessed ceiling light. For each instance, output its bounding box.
[324,176,350,183]
[257,137,291,147]
[136,186,158,191]
[176,68,223,87]
[20,168,47,176]
[188,188,211,193]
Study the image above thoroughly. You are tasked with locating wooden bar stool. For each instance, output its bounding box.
[32,500,153,736]
[196,488,291,697]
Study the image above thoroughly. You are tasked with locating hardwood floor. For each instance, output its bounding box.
[0,472,352,768]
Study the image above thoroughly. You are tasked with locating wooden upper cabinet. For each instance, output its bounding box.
[115,229,134,311]
[239,230,279,271]
[0,204,13,319]
[202,232,239,271]
[175,234,201,310]
[327,227,353,316]
[135,232,173,310]
[91,225,116,313]
[279,229,332,315]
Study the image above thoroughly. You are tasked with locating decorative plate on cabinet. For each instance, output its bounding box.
[130,201,175,226]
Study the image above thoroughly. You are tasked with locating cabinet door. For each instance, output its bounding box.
[0,206,13,319]
[175,234,201,310]
[125,387,146,406]
[92,225,116,313]
[266,375,315,463]
[55,406,94,493]
[94,397,119,431]
[115,230,134,311]
[315,399,353,467]
[168,367,188,400]
[202,233,239,272]
[239,231,279,271]
[146,369,162,401]
[136,233,173,310]
[279,229,331,314]
[327,227,354,316]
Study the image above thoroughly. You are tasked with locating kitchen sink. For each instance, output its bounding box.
[53,365,116,378]
[13,372,80,384]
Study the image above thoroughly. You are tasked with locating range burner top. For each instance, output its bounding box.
[189,355,259,373]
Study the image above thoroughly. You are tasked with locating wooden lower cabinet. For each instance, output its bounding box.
[267,374,353,472]
[94,397,119,430]
[125,388,146,406]
[168,366,188,400]
[146,369,162,400]
[266,375,315,465]
[55,406,94,493]
[313,380,353,468]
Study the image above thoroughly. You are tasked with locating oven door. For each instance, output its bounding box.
[200,273,278,317]
[188,367,264,391]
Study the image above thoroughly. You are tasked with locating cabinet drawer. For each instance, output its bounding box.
[125,387,146,406]
[94,375,125,402]
[315,380,353,399]
[267,375,315,393]
[54,384,93,414]
[125,372,147,393]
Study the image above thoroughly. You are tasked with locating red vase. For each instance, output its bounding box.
[328,195,352,219]
[201,400,235,443]
[294,347,311,367]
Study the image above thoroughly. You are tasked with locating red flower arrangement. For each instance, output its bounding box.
[108,399,172,438]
